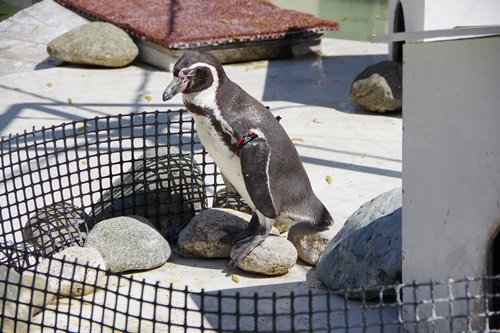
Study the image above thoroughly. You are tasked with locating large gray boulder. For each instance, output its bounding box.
[350,60,402,113]
[92,147,207,242]
[47,22,138,67]
[85,215,171,273]
[316,187,402,299]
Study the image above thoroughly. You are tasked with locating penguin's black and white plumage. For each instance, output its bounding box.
[162,51,333,267]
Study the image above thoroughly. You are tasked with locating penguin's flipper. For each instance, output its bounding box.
[239,139,278,219]
[224,139,278,268]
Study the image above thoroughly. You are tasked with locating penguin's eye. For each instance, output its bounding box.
[179,69,196,79]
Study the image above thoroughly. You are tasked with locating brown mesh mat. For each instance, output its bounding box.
[54,0,339,49]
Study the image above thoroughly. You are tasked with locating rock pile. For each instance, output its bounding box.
[177,207,321,275]
[1,150,340,329]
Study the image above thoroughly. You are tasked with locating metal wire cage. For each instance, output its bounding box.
[1,110,500,332]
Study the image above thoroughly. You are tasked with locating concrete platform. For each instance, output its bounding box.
[0,1,402,331]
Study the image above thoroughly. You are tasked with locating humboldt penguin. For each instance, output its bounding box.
[162,51,333,267]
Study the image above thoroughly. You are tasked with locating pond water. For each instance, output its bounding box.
[0,0,19,21]
[269,0,388,41]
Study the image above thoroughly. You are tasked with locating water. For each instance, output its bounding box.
[269,0,388,41]
[0,0,19,21]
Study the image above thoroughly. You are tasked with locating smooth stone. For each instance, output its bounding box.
[235,236,297,276]
[287,222,341,265]
[29,246,106,297]
[19,274,56,317]
[85,216,171,273]
[178,208,251,258]
[0,266,29,333]
[47,22,138,67]
[350,60,402,113]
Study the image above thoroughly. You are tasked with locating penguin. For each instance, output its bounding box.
[162,51,333,268]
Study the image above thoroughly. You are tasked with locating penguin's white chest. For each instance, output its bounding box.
[181,68,254,209]
[191,114,254,208]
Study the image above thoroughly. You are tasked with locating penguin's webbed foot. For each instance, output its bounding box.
[219,213,260,245]
[228,232,268,268]
[221,212,275,269]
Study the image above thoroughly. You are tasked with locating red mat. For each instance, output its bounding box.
[55,0,339,49]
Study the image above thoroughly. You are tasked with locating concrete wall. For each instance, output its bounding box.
[389,0,500,34]
[402,35,500,330]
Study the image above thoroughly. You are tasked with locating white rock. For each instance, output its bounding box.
[178,208,251,258]
[0,266,29,333]
[287,222,341,265]
[236,236,297,275]
[29,246,106,297]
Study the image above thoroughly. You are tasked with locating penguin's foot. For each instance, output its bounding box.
[228,232,268,268]
[219,214,260,245]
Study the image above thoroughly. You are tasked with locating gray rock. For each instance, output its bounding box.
[29,246,106,297]
[178,208,251,258]
[23,202,89,257]
[92,147,207,242]
[47,22,138,67]
[235,235,297,276]
[85,216,171,273]
[287,222,341,265]
[350,60,402,113]
[316,187,402,299]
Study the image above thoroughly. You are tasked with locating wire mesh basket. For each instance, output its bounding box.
[1,110,500,332]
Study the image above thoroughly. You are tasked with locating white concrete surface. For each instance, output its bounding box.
[0,1,403,331]
[402,35,500,332]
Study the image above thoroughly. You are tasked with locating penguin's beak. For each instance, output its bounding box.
[162,76,185,101]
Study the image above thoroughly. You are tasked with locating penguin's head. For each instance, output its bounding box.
[162,51,225,101]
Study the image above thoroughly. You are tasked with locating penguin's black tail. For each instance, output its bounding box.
[315,205,334,229]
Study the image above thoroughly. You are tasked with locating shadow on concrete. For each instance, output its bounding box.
[263,53,400,117]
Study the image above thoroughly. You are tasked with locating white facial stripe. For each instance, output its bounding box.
[183,62,235,144]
